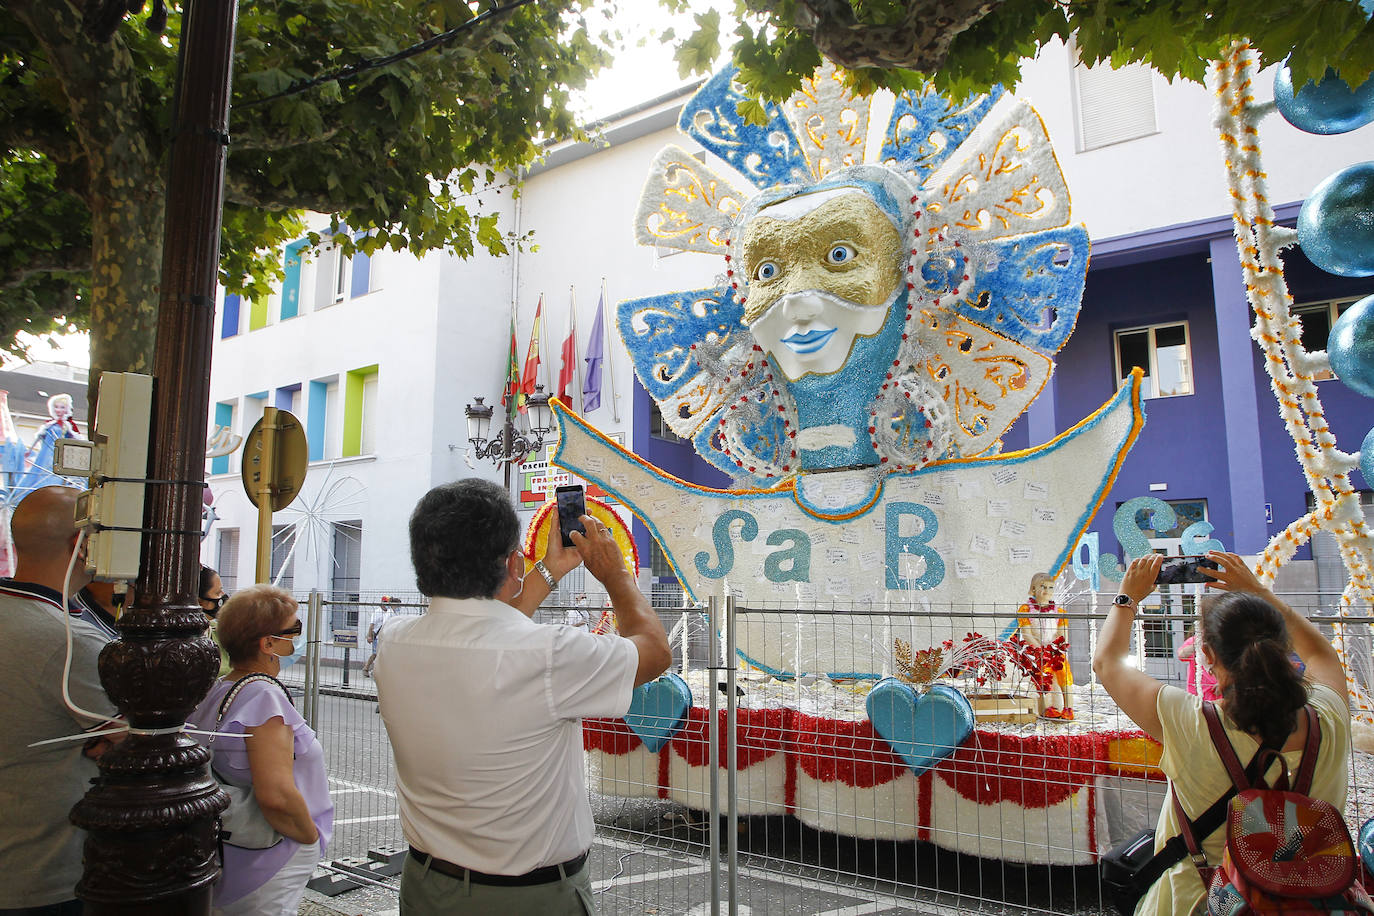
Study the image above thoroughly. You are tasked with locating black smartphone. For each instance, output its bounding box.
[555,484,587,547]
[1156,555,1220,586]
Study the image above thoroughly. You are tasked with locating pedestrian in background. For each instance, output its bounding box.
[363,595,400,677]
[0,486,120,914]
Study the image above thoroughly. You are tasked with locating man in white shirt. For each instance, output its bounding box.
[362,595,399,677]
[376,479,671,915]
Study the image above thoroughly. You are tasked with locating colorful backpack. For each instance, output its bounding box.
[1181,703,1373,916]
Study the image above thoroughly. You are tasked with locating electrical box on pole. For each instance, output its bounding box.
[67,372,154,582]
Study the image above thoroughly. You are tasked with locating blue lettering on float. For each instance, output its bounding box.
[1071,531,1102,591]
[884,501,945,590]
[763,529,811,582]
[695,509,758,579]
[1181,520,1225,555]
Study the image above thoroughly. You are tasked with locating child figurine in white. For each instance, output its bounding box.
[1016,571,1073,720]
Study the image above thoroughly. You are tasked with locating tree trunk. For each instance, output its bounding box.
[9,0,165,406]
[86,182,165,404]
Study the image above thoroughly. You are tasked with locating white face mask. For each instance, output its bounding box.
[270,632,306,671]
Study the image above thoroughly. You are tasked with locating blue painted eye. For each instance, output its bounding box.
[755,261,779,281]
[827,244,855,265]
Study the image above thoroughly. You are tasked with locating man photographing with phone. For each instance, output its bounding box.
[375,479,672,915]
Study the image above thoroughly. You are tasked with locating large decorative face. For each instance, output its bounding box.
[742,189,903,381]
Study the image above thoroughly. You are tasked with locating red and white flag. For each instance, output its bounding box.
[558,289,578,407]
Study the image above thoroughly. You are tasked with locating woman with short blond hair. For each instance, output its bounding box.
[187,585,334,915]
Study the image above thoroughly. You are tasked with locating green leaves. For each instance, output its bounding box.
[675,8,720,78]
[3,0,619,363]
[663,0,1374,103]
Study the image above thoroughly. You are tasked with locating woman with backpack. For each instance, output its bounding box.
[1093,550,1351,915]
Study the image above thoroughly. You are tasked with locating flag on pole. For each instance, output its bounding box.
[583,288,605,412]
[519,295,543,413]
[501,312,520,414]
[558,290,578,406]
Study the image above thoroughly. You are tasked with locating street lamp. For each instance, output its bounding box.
[463,383,553,467]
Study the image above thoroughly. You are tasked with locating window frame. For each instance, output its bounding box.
[1068,41,1160,153]
[1293,297,1357,380]
[648,399,684,444]
[1113,320,1194,399]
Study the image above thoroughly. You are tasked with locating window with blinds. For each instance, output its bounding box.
[1071,51,1159,152]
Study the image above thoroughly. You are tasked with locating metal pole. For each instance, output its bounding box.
[71,0,239,910]
[253,406,279,582]
[706,594,721,916]
[304,590,322,730]
[724,595,738,916]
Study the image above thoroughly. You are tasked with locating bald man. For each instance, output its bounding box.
[0,485,117,914]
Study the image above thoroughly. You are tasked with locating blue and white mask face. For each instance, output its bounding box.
[741,187,905,383]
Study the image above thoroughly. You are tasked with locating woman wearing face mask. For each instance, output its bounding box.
[187,585,333,915]
[200,565,230,675]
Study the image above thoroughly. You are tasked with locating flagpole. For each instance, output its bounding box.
[570,285,582,414]
[604,278,621,422]
[539,292,550,396]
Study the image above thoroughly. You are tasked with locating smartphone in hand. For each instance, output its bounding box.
[555,485,587,548]
[1155,555,1220,586]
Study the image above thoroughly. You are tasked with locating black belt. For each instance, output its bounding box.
[408,847,588,887]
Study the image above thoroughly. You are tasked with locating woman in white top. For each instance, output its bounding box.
[1093,551,1351,916]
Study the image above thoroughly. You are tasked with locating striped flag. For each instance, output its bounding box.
[583,289,605,412]
[519,295,543,414]
[558,291,578,406]
[501,312,520,414]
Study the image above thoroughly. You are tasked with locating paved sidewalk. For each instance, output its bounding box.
[299,885,398,916]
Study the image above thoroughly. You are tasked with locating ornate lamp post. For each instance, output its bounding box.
[463,383,552,489]
[71,0,236,911]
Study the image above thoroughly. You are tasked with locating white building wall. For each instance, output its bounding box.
[1018,39,1370,242]
[205,236,449,596]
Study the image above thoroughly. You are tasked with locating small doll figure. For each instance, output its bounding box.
[13,393,86,500]
[1176,634,1222,701]
[1016,571,1074,720]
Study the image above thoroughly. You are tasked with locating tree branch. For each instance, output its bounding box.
[222,171,364,214]
[230,122,343,152]
[795,0,1009,72]
[0,112,84,162]
[0,247,91,287]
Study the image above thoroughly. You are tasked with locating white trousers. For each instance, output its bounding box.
[214,839,319,916]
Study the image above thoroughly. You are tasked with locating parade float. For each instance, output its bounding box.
[520,51,1374,865]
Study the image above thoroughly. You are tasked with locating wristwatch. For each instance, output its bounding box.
[532,560,557,589]
[1113,593,1137,609]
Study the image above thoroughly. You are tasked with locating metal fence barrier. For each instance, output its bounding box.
[285,588,1374,915]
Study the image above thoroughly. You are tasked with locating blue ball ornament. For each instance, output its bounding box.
[1275,63,1374,135]
[1298,165,1374,277]
[1362,427,1374,486]
[1329,294,1374,396]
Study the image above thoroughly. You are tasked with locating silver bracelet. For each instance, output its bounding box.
[532,560,557,589]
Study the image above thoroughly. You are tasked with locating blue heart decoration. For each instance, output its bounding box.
[623,672,693,753]
[1358,817,1374,881]
[866,679,975,776]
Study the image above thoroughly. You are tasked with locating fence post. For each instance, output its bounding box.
[724,594,738,916]
[706,594,721,916]
[304,590,323,731]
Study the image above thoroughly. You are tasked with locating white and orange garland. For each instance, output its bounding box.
[1214,44,1374,725]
